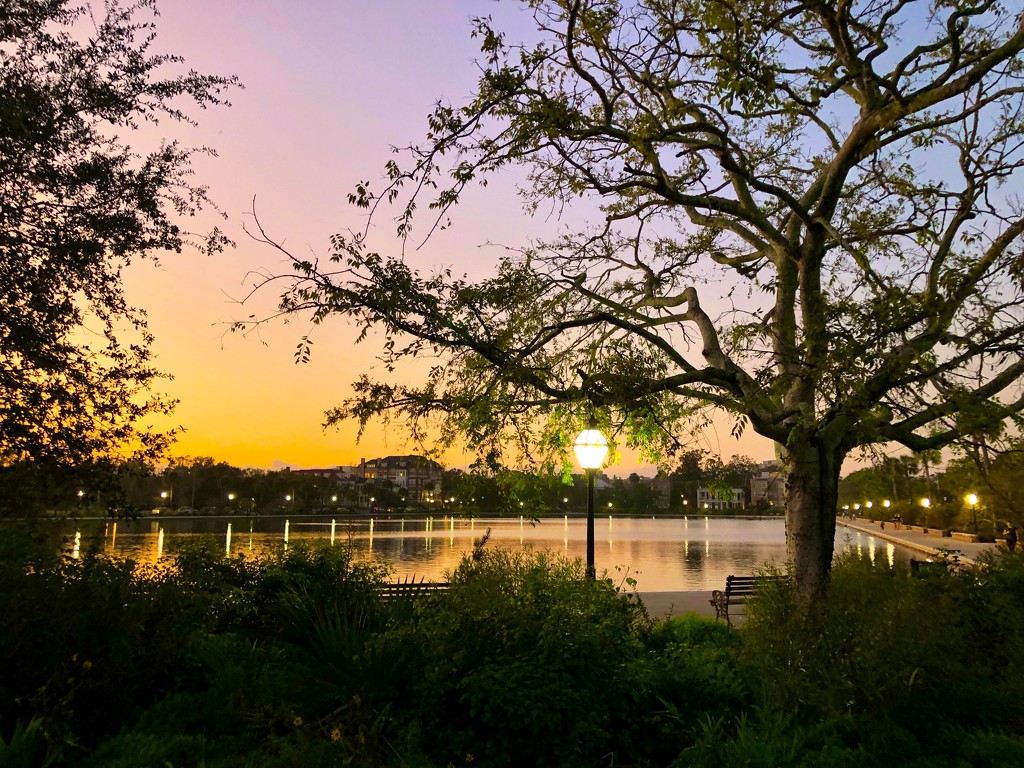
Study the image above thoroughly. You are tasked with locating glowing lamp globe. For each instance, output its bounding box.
[573,423,608,470]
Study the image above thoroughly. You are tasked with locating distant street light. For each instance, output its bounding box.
[920,497,931,508]
[574,418,609,580]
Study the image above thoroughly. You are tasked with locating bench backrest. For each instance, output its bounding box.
[377,581,450,599]
[724,575,781,597]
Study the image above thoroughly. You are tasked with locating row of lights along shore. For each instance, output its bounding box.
[842,493,980,513]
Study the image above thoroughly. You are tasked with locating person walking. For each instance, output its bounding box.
[1005,524,1017,552]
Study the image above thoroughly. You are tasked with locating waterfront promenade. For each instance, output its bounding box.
[838,517,1002,566]
[639,518,1004,620]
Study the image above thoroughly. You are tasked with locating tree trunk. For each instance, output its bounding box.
[783,441,843,602]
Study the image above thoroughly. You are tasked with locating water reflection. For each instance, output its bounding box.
[70,515,914,592]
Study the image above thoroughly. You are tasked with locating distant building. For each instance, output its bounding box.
[649,475,672,510]
[358,455,444,503]
[697,485,745,510]
[291,466,361,483]
[749,470,785,508]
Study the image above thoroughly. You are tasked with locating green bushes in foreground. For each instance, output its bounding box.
[1,524,1023,767]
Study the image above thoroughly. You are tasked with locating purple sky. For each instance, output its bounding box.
[121,1,776,472]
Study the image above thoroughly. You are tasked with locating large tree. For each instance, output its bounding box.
[260,0,1024,598]
[0,0,237,466]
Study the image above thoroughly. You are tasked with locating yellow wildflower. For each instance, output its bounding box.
[330,727,341,743]
[292,716,303,727]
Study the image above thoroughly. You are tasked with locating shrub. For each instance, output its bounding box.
[377,547,650,768]
[632,615,757,764]
[725,550,1024,765]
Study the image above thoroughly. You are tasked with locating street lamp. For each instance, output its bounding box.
[574,419,608,580]
[966,493,979,532]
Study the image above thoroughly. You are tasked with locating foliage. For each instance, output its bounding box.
[0,0,238,467]
[0,530,384,765]
[377,548,650,767]
[722,551,1024,765]
[3,526,1024,765]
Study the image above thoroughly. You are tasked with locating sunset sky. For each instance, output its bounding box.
[121,1,777,473]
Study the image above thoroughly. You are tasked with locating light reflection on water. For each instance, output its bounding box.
[68,515,911,592]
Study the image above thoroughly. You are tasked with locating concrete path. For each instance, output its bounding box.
[637,519,1007,620]
[638,590,715,620]
[838,517,1003,566]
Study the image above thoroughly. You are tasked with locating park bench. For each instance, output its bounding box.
[376,580,450,599]
[710,574,784,626]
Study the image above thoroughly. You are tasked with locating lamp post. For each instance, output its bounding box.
[574,418,609,580]
[966,493,979,532]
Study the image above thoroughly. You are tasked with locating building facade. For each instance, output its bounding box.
[358,455,444,503]
[749,470,785,508]
[697,485,746,510]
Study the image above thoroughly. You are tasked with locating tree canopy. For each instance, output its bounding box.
[0,0,237,466]
[258,0,1024,596]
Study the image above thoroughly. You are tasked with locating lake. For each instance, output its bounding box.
[65,514,911,592]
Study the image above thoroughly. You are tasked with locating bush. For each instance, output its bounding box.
[376,547,651,768]
[726,550,1024,765]
[0,530,387,765]
[9,521,1024,767]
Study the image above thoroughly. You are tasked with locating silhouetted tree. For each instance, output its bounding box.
[0,0,237,467]
[258,1,1024,600]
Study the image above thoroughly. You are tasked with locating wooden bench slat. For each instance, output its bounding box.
[710,574,784,626]
[377,581,450,599]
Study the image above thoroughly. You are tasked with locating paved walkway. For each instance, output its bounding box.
[638,519,1006,620]
[639,590,715,620]
[838,517,1002,566]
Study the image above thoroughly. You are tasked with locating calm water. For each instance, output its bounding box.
[64,514,910,592]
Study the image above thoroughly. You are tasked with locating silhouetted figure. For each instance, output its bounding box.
[1006,525,1017,552]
